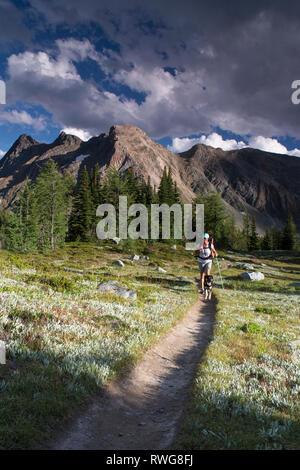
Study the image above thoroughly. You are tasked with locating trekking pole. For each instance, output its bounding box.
[215,256,224,289]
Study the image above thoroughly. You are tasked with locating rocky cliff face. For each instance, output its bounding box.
[0,125,299,232]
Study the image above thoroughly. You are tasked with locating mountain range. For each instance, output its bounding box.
[0,124,299,233]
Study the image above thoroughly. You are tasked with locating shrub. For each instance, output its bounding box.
[25,273,77,292]
[255,306,280,315]
[240,321,263,334]
[8,307,46,321]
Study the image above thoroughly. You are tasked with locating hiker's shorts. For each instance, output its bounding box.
[198,259,212,274]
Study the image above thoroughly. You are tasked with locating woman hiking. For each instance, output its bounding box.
[195,233,218,294]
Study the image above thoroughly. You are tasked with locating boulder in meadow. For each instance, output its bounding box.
[240,271,264,281]
[157,267,167,273]
[98,280,137,300]
[237,263,255,270]
[113,260,125,268]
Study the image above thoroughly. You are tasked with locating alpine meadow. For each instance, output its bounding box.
[0,0,299,454]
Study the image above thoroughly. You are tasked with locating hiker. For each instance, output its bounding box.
[195,233,218,294]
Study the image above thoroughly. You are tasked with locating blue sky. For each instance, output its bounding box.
[1,0,300,157]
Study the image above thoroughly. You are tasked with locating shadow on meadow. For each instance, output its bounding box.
[176,381,300,450]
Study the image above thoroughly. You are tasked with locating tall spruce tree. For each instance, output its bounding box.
[158,167,170,204]
[281,212,296,250]
[122,168,139,204]
[242,211,251,250]
[5,180,39,252]
[69,165,94,241]
[194,192,227,242]
[262,229,273,250]
[249,217,259,251]
[90,163,101,208]
[35,159,73,250]
[271,226,283,250]
[99,168,124,206]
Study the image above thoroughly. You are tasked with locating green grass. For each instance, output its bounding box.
[1,244,299,450]
[0,242,197,449]
[177,250,300,450]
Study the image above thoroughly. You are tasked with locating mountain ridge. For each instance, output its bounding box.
[0,124,299,232]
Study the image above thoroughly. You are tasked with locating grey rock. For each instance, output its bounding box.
[98,280,137,300]
[131,254,140,261]
[237,263,255,270]
[171,245,177,249]
[240,271,265,281]
[112,237,121,245]
[141,255,149,260]
[98,280,118,292]
[112,260,125,268]
[156,267,167,273]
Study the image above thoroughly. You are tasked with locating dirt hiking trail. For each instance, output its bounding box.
[42,297,215,450]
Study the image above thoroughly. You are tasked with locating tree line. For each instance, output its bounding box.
[0,158,297,252]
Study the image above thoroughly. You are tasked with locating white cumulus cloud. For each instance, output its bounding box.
[168,132,300,157]
[167,132,246,153]
[0,109,47,131]
[62,127,93,141]
[248,136,300,157]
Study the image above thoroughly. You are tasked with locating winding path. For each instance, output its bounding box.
[42,297,215,450]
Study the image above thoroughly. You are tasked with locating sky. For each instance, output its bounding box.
[1,0,300,157]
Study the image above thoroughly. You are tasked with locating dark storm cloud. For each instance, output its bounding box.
[0,0,31,50]
[6,0,300,139]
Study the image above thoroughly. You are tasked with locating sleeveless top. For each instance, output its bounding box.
[197,241,213,260]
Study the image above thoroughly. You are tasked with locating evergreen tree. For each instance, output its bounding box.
[262,229,273,250]
[138,176,154,206]
[281,212,296,250]
[242,211,251,250]
[271,226,283,250]
[194,192,227,242]
[69,165,93,241]
[249,217,259,251]
[19,181,39,251]
[122,168,139,204]
[4,181,39,252]
[220,215,237,249]
[3,211,23,252]
[99,168,124,206]
[145,176,155,205]
[90,163,101,208]
[173,181,181,204]
[158,167,170,204]
[36,159,73,249]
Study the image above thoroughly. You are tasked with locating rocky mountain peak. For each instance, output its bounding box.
[0,125,299,232]
[12,134,38,151]
[53,131,82,146]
